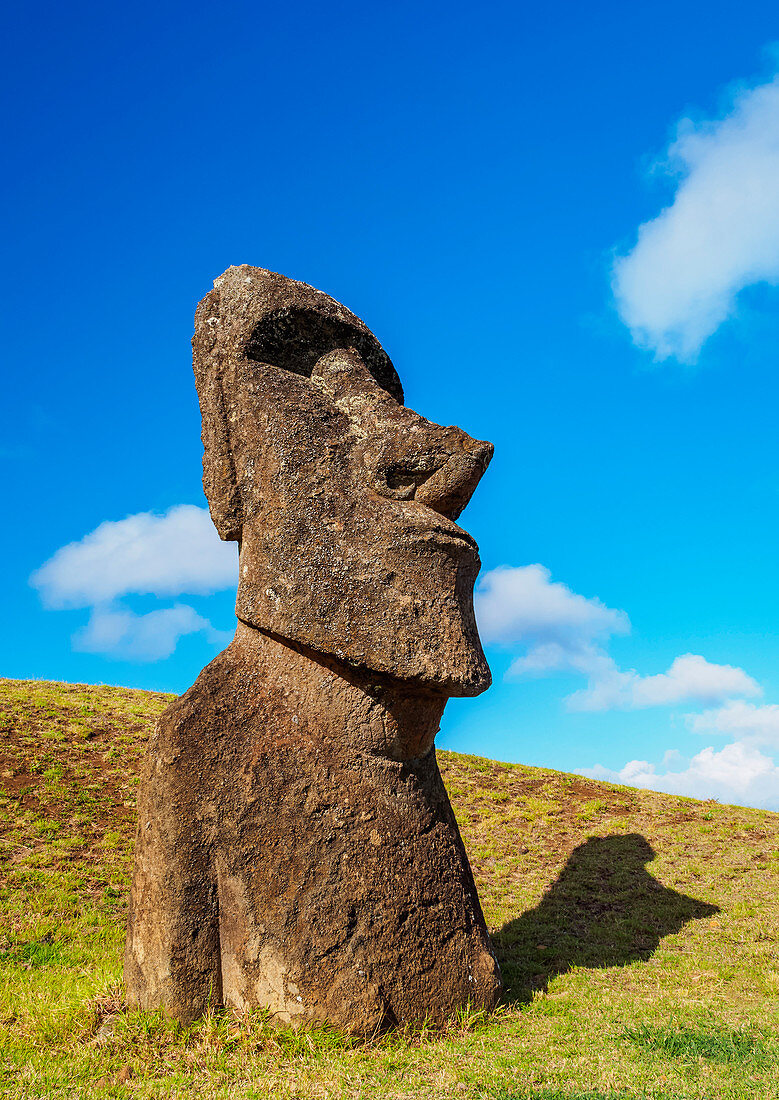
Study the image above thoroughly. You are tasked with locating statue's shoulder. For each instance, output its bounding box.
[153,644,245,746]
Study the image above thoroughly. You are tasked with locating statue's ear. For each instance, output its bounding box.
[192,290,242,543]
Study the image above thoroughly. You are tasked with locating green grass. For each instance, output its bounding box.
[2,677,779,1098]
[621,1022,777,1068]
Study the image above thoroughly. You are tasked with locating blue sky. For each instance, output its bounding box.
[6,0,779,808]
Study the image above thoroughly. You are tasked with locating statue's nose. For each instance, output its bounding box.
[310,345,493,520]
[372,429,493,520]
[411,439,493,520]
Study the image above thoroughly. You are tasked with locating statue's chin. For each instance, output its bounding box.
[235,587,491,699]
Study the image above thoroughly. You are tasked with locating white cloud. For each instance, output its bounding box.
[74,604,232,663]
[31,505,237,608]
[478,564,777,809]
[569,653,760,712]
[475,565,758,712]
[31,505,237,661]
[686,699,779,746]
[475,563,628,649]
[613,69,779,360]
[583,741,779,812]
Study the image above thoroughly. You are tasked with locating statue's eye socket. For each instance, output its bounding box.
[245,307,403,404]
[383,457,446,499]
[385,468,421,495]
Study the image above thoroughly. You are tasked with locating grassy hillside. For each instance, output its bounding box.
[2,677,779,1099]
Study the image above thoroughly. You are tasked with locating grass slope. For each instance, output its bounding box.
[1,677,778,1099]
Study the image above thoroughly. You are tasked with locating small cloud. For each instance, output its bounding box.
[613,67,779,361]
[475,563,628,650]
[582,741,779,811]
[476,564,758,712]
[31,505,237,662]
[32,504,236,608]
[569,653,761,712]
[74,603,232,662]
[686,699,779,747]
[480,564,778,809]
[662,748,687,768]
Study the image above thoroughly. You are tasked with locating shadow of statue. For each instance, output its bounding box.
[493,833,719,1005]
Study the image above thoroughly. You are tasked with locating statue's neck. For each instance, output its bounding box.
[229,620,447,761]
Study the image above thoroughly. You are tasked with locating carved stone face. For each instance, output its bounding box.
[193,266,493,696]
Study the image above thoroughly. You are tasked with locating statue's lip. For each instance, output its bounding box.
[397,502,480,552]
[422,522,479,552]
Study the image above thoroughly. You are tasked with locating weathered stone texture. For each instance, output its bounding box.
[125,266,500,1031]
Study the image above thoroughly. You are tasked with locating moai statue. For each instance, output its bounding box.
[125,266,501,1031]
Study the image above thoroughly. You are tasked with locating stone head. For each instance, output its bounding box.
[193,265,493,696]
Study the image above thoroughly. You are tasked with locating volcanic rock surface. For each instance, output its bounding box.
[125,266,501,1030]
